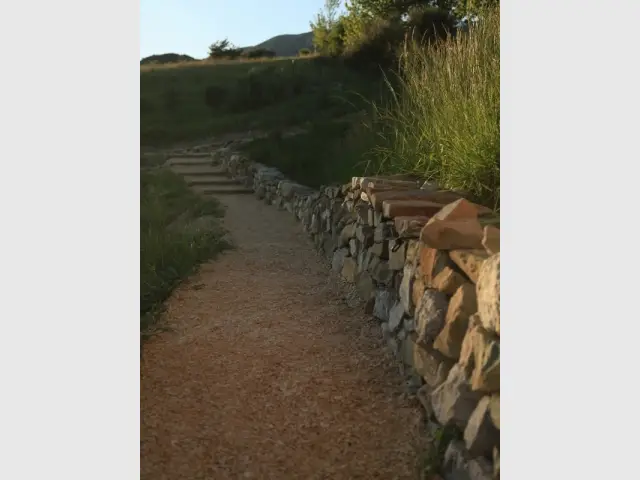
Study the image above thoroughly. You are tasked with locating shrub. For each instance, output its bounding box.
[299,48,312,56]
[342,15,405,70]
[405,6,457,43]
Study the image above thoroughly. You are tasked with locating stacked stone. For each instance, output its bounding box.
[219,150,501,480]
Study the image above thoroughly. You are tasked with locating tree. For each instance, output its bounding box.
[208,38,241,58]
[310,0,345,55]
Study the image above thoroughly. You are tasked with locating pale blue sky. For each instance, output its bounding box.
[140,0,325,59]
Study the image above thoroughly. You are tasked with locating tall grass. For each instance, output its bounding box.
[370,7,500,209]
[140,168,231,338]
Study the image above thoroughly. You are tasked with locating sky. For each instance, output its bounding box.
[140,0,326,60]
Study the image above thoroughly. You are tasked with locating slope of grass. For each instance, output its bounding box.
[140,168,231,338]
[370,8,500,209]
[238,119,376,188]
[140,56,380,147]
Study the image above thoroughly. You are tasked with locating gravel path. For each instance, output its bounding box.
[141,193,426,480]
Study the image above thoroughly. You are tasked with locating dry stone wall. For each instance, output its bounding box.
[217,149,501,480]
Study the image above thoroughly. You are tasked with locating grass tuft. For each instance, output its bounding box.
[369,7,500,209]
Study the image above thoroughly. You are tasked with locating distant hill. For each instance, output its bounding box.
[247,32,313,57]
[140,53,196,65]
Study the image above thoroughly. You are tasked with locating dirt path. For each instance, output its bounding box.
[141,191,426,479]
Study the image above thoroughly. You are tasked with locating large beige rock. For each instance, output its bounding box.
[434,284,477,359]
[489,394,499,429]
[464,396,499,457]
[430,364,482,429]
[482,225,500,255]
[419,246,451,286]
[431,198,491,222]
[458,314,483,375]
[415,289,449,343]
[402,334,451,387]
[420,219,484,250]
[432,266,467,296]
[471,331,500,393]
[449,249,490,283]
[412,275,426,311]
[476,253,500,335]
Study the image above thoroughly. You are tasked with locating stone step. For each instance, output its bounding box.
[184,176,237,186]
[169,165,228,176]
[166,156,215,166]
[193,184,254,195]
[167,152,212,158]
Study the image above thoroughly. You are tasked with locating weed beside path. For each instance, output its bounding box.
[140,167,231,339]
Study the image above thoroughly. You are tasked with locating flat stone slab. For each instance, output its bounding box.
[382,200,445,219]
[371,190,464,212]
[352,175,421,190]
[170,167,228,177]
[193,184,253,195]
[167,156,215,166]
[184,176,238,186]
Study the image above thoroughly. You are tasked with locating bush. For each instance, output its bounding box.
[406,6,457,43]
[342,15,405,70]
[299,48,312,56]
[371,6,500,208]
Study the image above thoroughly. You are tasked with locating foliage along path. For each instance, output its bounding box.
[140,147,427,479]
